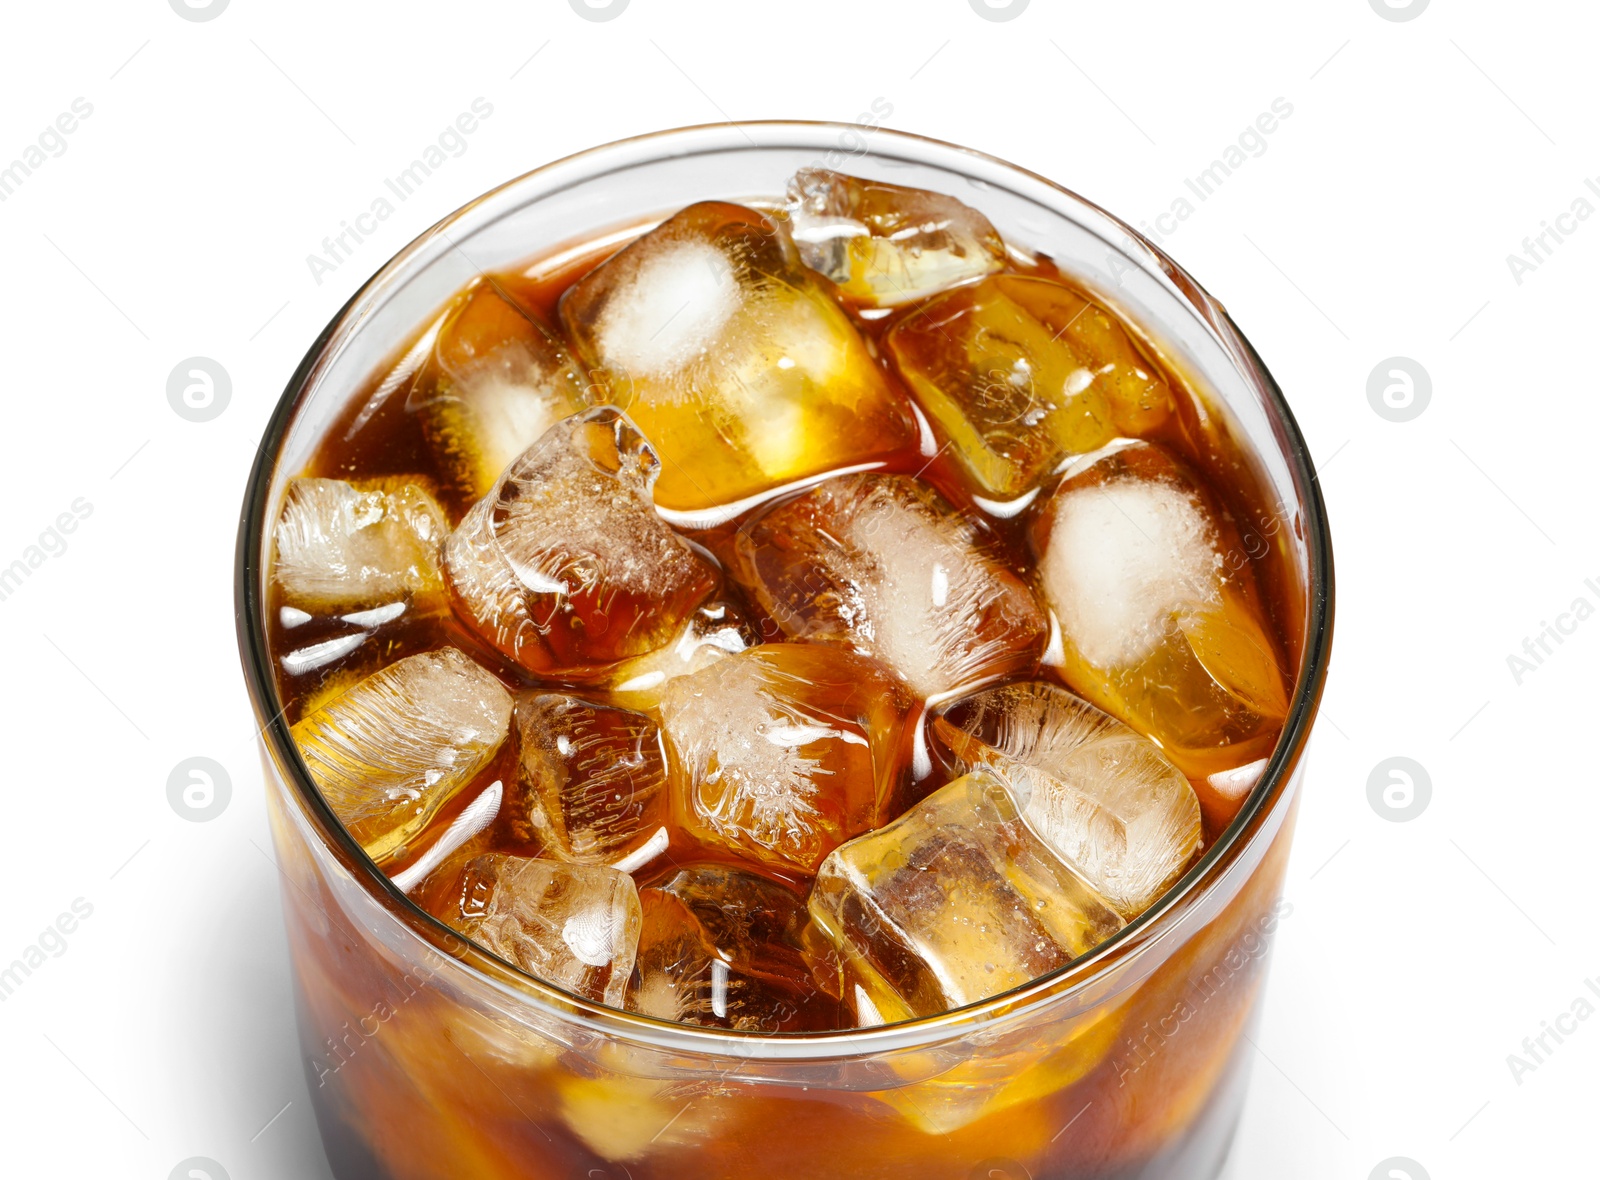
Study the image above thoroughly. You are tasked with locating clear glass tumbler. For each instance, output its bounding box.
[235,122,1334,1180]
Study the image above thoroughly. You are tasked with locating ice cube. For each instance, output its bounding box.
[598,600,759,711]
[560,201,918,514]
[553,1073,733,1162]
[729,473,1047,700]
[867,1003,1124,1133]
[1029,441,1288,781]
[628,865,838,1031]
[416,853,640,1006]
[785,168,1008,307]
[408,281,593,505]
[887,280,1112,501]
[886,276,1174,501]
[808,768,1124,1019]
[290,647,513,864]
[658,645,912,874]
[273,476,449,613]
[934,681,1201,916]
[513,692,668,867]
[1001,276,1176,437]
[274,600,442,728]
[443,406,720,679]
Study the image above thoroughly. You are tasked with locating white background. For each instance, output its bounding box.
[0,1,1592,1177]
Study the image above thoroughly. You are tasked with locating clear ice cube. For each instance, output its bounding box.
[1029,441,1288,782]
[628,864,837,1031]
[808,768,1124,1019]
[513,692,669,867]
[407,281,593,505]
[866,1004,1123,1133]
[273,476,449,613]
[417,852,640,1006]
[887,280,1112,501]
[290,647,513,864]
[443,406,720,679]
[934,681,1201,916]
[886,276,1174,500]
[560,201,917,514]
[657,645,912,874]
[598,600,759,711]
[785,168,1008,307]
[1001,276,1176,437]
[729,473,1047,699]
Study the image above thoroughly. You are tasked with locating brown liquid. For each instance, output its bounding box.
[270,218,1297,955]
[267,206,1307,1180]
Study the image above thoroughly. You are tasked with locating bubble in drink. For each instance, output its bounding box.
[273,476,449,613]
[808,768,1124,1021]
[290,647,512,864]
[1030,441,1288,786]
[416,852,641,1006]
[560,201,917,514]
[785,168,1008,307]
[598,600,759,711]
[934,681,1202,916]
[658,645,913,874]
[443,407,720,679]
[887,276,1173,500]
[407,281,593,505]
[629,865,838,1031]
[513,692,668,866]
[730,473,1047,700]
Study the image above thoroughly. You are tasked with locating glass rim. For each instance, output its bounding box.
[234,120,1335,1061]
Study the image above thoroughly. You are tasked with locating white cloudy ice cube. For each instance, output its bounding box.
[1029,441,1289,788]
[730,473,1047,700]
[560,201,917,513]
[273,477,449,614]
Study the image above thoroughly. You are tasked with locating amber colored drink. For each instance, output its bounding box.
[238,126,1331,1180]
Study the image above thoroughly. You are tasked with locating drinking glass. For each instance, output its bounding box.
[235,122,1334,1180]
